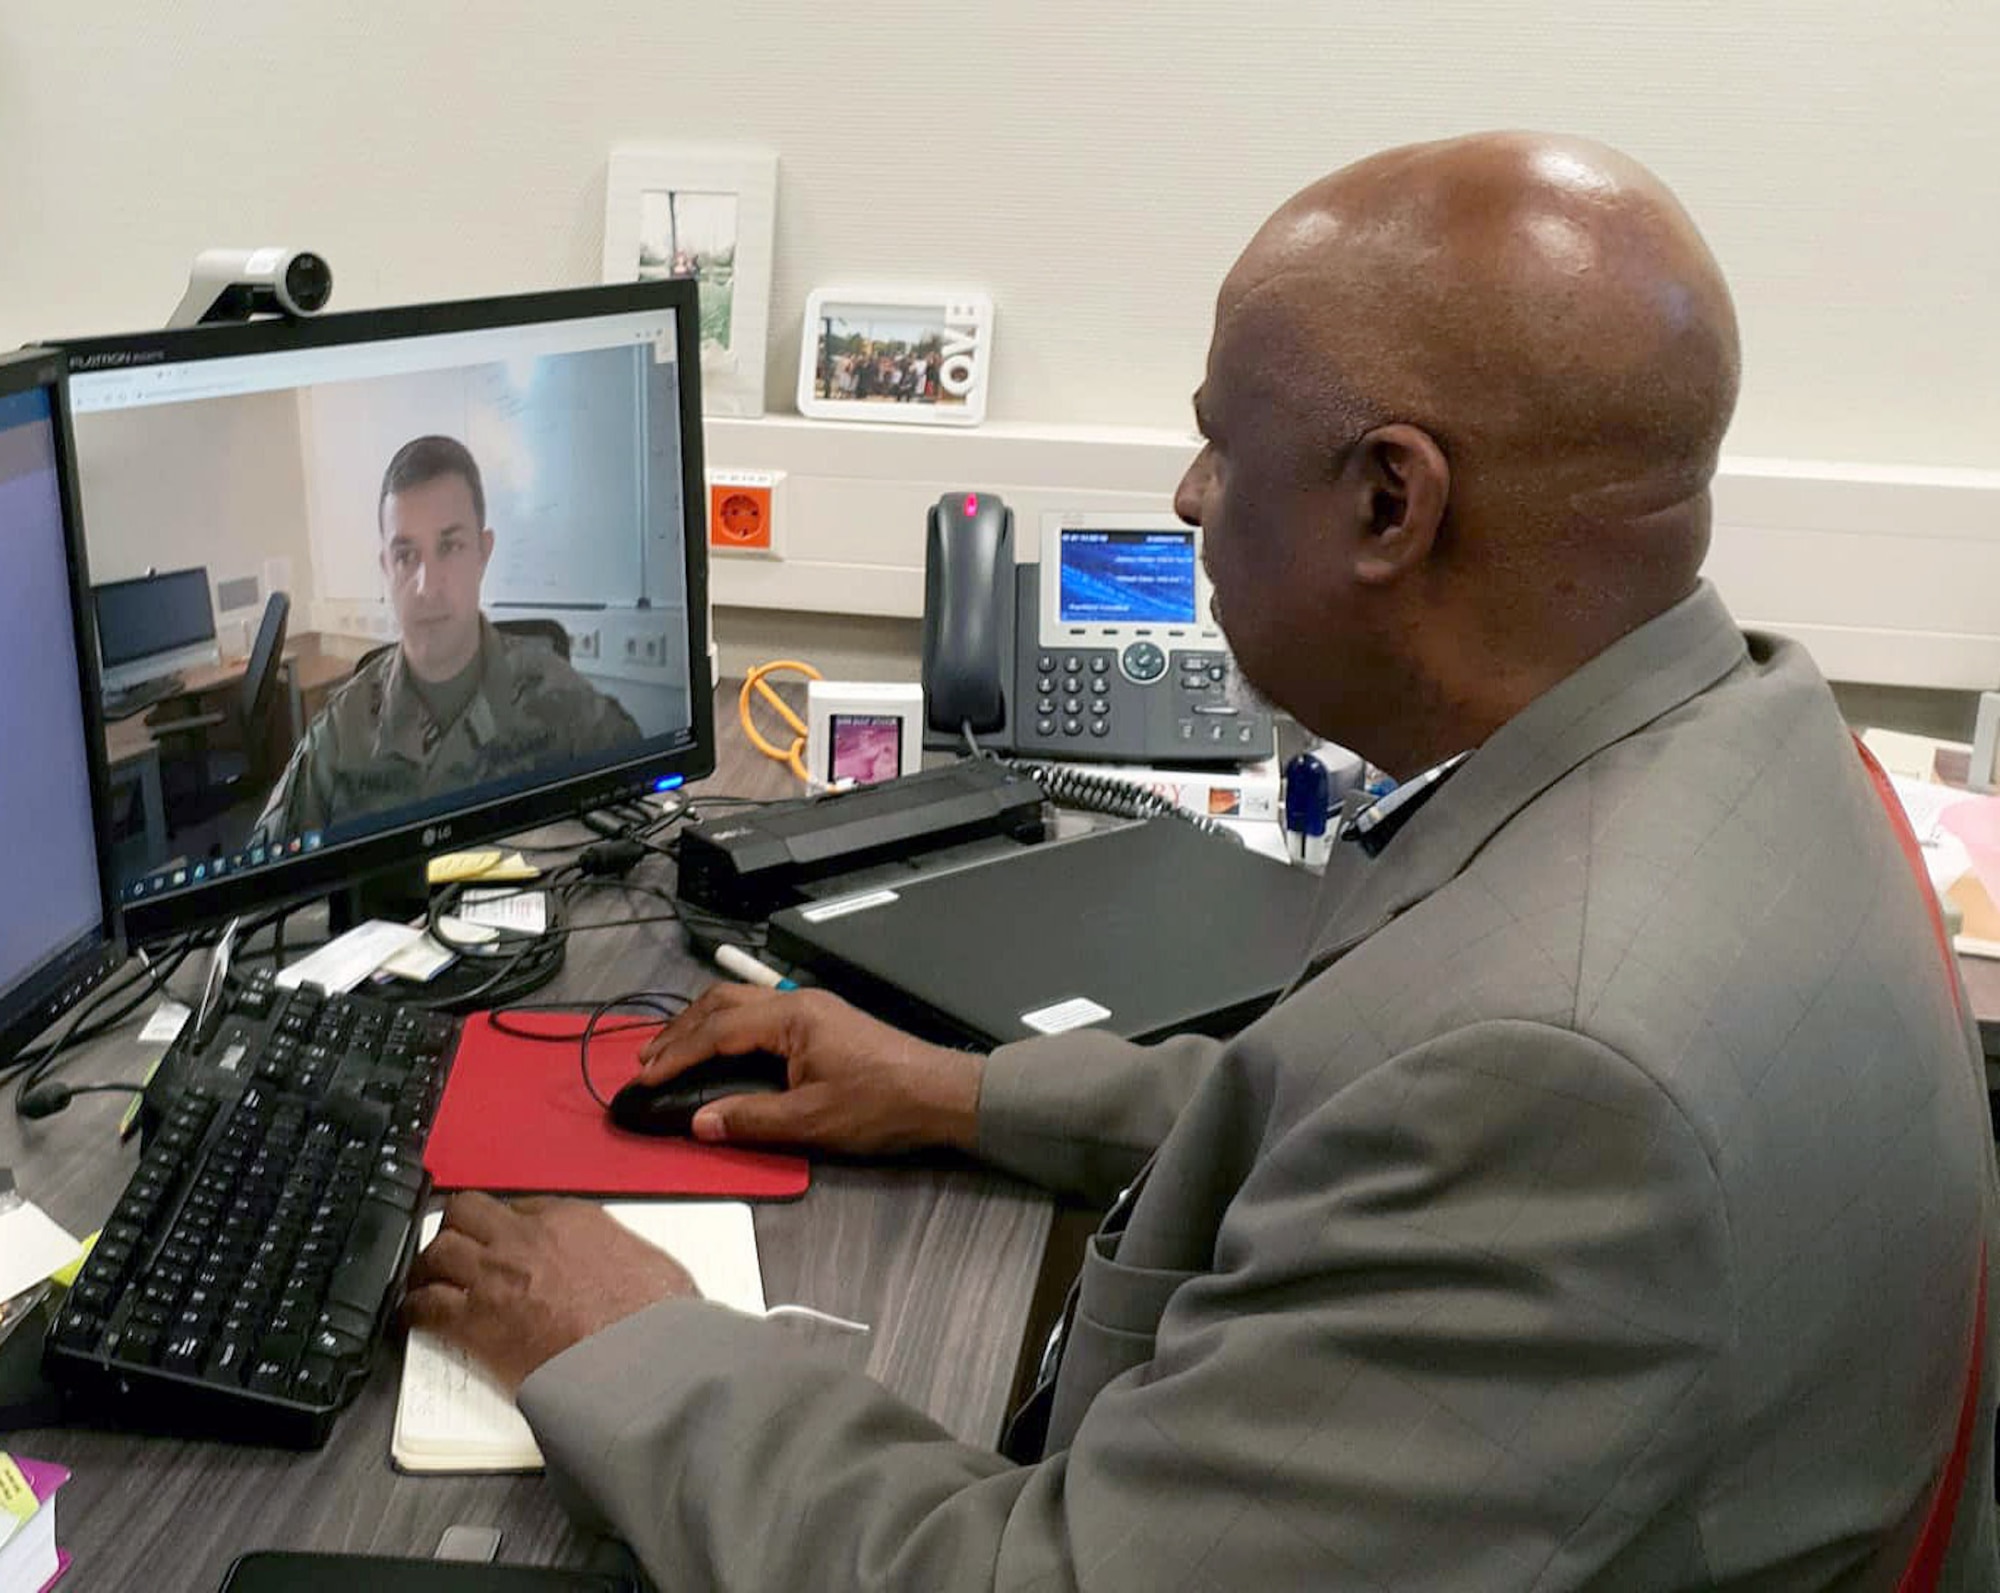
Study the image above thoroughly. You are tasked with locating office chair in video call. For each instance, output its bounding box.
[151,590,291,833]
[354,616,572,676]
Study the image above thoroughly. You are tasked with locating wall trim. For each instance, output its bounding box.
[704,415,2000,689]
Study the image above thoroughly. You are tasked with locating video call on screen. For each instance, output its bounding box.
[68,321,701,903]
[1057,531,1198,625]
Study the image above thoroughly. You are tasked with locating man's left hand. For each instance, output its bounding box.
[402,1192,701,1394]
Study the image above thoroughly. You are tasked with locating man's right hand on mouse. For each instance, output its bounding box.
[637,984,982,1155]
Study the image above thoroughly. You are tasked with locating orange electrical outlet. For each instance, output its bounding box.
[708,481,773,552]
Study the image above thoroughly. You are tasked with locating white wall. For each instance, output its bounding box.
[70,392,316,646]
[1,1,1995,470]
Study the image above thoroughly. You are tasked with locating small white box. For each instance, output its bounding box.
[805,681,925,792]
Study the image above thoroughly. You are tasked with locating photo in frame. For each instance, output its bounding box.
[602,145,778,417]
[797,288,993,427]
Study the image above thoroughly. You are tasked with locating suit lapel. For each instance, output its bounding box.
[1291,583,1749,986]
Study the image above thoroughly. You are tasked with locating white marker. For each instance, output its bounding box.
[714,943,797,990]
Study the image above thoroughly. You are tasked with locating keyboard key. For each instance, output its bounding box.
[160,1336,207,1375]
[309,1324,368,1363]
[246,1358,294,1395]
[328,1201,412,1314]
[204,1334,252,1381]
[291,1356,342,1404]
[51,1311,101,1352]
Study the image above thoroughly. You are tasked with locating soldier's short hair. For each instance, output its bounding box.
[379,435,486,532]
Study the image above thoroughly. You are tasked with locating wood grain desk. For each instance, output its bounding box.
[4,696,1056,1589]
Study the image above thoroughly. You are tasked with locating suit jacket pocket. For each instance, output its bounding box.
[1047,1233,1201,1450]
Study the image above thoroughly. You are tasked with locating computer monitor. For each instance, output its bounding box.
[54,279,715,943]
[0,350,123,1064]
[93,565,222,698]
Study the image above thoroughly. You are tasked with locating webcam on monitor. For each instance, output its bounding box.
[168,247,334,328]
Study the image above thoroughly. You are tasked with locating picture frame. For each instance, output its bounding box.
[797,287,993,427]
[601,144,778,418]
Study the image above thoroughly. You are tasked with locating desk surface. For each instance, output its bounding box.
[3,694,1055,1588]
[101,632,353,758]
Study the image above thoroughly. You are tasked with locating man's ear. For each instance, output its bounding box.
[478,527,495,570]
[1348,423,1449,586]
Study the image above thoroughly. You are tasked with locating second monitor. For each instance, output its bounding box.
[93,565,220,715]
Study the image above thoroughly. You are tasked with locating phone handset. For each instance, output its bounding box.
[920,491,1015,747]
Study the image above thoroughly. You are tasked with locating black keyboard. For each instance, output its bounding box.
[101,673,186,720]
[44,970,460,1447]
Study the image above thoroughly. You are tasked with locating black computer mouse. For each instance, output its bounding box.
[607,1051,791,1138]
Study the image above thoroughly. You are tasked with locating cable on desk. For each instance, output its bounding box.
[5,939,196,1115]
[485,990,695,1109]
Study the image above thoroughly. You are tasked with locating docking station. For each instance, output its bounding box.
[676,759,1047,920]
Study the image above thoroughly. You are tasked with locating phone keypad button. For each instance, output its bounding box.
[1089,699,1110,716]
[1089,656,1110,675]
[1037,697,1057,715]
[1036,717,1057,737]
[1037,675,1056,694]
[1062,718,1084,736]
[1037,655,1056,672]
[1090,721,1110,737]
[1063,697,1083,715]
[1063,656,1083,675]
[1090,678,1109,696]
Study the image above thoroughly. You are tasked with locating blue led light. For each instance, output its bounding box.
[653,775,685,792]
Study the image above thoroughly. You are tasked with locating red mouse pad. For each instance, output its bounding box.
[423,1011,809,1199]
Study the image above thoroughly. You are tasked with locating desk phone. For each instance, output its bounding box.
[921,494,1274,766]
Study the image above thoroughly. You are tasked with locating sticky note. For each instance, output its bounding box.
[427,850,504,884]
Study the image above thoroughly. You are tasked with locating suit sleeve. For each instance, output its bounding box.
[519,1021,1733,1592]
[975,1029,1225,1202]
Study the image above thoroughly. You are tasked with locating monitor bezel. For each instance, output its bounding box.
[0,349,124,1063]
[49,279,716,944]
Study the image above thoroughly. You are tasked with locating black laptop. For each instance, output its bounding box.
[766,818,1321,1047]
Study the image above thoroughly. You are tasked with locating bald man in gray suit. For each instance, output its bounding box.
[408,134,1999,1590]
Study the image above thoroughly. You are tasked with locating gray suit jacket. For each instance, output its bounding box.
[521,584,2000,1591]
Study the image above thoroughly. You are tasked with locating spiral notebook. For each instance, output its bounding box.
[392,1201,765,1473]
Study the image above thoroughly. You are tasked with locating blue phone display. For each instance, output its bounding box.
[1057,531,1197,625]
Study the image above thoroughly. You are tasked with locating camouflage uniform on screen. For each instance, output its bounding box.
[252,618,642,843]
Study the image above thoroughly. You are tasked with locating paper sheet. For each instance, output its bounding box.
[275,920,423,992]
[1888,772,1978,892]
[139,999,191,1044]
[458,889,547,937]
[0,1200,83,1304]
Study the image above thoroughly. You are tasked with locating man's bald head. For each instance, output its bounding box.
[1231,132,1738,520]
[1178,132,1740,771]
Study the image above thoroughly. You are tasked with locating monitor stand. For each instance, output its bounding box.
[327,861,430,936]
[102,671,187,720]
